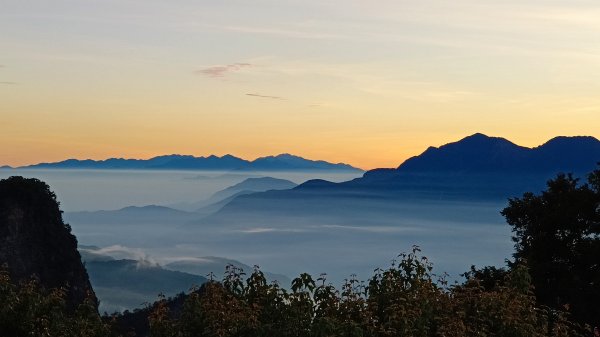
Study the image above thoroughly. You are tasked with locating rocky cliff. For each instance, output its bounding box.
[0,176,97,310]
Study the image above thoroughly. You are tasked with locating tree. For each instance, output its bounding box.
[501,167,600,325]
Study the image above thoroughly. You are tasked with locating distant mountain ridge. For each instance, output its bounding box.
[170,176,299,212]
[19,153,362,172]
[361,133,600,182]
[396,133,600,173]
[207,133,600,225]
[208,177,297,204]
[65,205,197,225]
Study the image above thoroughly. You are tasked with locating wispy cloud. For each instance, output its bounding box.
[197,63,252,78]
[162,256,215,263]
[320,224,424,234]
[245,93,284,100]
[237,227,306,234]
[0,81,17,85]
[222,25,345,40]
[84,244,158,266]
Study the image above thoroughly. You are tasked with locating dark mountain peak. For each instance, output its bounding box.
[415,133,520,158]
[371,133,600,177]
[0,176,96,310]
[218,177,297,192]
[241,176,296,184]
[296,179,338,189]
[531,136,600,172]
[452,133,519,148]
[150,154,194,161]
[254,153,298,161]
[462,132,490,141]
[274,153,297,158]
[538,135,600,150]
[204,176,298,206]
[398,133,526,173]
[250,154,362,172]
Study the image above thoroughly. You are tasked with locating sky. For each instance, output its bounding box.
[1,0,600,170]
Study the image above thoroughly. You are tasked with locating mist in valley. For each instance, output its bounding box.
[0,168,513,312]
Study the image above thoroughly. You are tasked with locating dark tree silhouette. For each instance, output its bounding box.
[502,167,600,325]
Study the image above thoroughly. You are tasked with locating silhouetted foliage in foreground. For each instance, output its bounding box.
[141,248,589,337]
[0,269,109,337]
[502,167,600,325]
[0,247,591,337]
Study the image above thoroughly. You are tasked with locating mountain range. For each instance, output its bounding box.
[63,133,600,226]
[206,133,600,224]
[366,133,600,176]
[19,153,362,172]
[309,133,600,192]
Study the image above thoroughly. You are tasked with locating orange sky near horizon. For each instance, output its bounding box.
[1,130,596,170]
[2,0,600,170]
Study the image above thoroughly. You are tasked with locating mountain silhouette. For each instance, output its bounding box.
[395,133,529,173]
[361,133,600,182]
[65,205,197,226]
[207,177,297,204]
[249,154,357,171]
[207,133,600,224]
[20,154,362,172]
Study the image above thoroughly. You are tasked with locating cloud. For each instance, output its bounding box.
[320,224,424,234]
[86,244,158,266]
[162,256,216,263]
[0,82,17,85]
[197,63,252,78]
[236,227,306,234]
[245,93,284,100]
[222,25,345,40]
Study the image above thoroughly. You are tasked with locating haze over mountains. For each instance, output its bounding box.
[5,133,600,316]
[63,133,600,225]
[170,177,298,212]
[209,133,600,224]
[19,153,362,172]
[65,177,300,221]
[79,245,291,313]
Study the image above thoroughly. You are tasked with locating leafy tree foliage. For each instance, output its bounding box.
[1,247,589,337]
[0,269,109,337]
[143,247,585,337]
[502,168,600,325]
